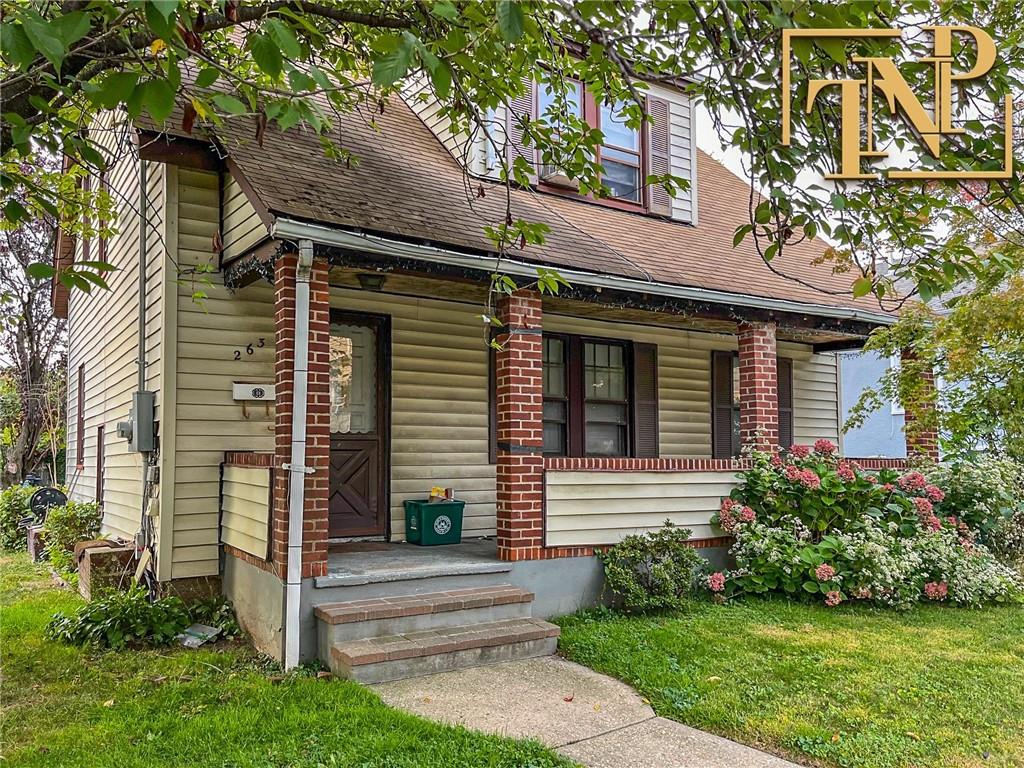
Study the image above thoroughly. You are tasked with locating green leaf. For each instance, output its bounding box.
[852,276,874,298]
[142,78,175,125]
[249,33,284,79]
[212,93,248,115]
[496,1,526,42]
[53,11,91,48]
[22,17,67,69]
[754,201,772,224]
[95,72,139,109]
[195,68,219,89]
[431,2,460,21]
[1,24,36,68]
[802,581,819,593]
[149,0,179,22]
[371,42,413,87]
[26,262,55,280]
[266,18,301,59]
[429,59,452,99]
[817,38,847,65]
[4,199,28,224]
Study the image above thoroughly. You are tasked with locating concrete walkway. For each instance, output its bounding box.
[373,656,804,768]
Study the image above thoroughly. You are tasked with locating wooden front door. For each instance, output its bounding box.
[328,311,389,538]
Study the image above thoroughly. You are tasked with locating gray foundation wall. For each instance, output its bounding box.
[222,555,286,660]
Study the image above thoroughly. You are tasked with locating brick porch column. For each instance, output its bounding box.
[737,321,779,451]
[901,348,939,462]
[495,289,544,561]
[272,254,331,579]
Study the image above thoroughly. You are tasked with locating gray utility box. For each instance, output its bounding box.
[117,391,156,452]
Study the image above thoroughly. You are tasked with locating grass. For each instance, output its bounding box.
[555,598,1024,768]
[0,553,572,768]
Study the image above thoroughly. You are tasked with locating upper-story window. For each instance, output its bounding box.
[598,102,641,202]
[511,80,674,214]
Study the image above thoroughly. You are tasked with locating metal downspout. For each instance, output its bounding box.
[284,240,314,669]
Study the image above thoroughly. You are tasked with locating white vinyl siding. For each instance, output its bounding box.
[221,173,268,261]
[785,345,841,446]
[220,464,272,558]
[327,288,495,540]
[66,121,165,543]
[545,470,739,546]
[171,169,276,578]
[401,76,482,174]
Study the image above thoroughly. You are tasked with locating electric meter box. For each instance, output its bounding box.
[117,391,155,453]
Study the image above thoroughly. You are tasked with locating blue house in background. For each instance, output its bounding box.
[839,350,907,458]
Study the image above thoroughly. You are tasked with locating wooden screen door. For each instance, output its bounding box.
[328,311,390,538]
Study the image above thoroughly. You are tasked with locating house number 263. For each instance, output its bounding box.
[233,337,266,360]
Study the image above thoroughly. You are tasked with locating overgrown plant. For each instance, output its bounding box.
[596,522,705,612]
[0,485,32,550]
[709,442,1022,608]
[39,500,101,576]
[46,588,243,649]
[46,586,190,649]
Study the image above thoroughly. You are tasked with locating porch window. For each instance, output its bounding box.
[711,351,794,458]
[541,334,634,458]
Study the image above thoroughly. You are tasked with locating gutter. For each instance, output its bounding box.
[283,239,314,669]
[270,219,896,327]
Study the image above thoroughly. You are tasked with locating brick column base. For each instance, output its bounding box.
[737,321,778,451]
[495,289,544,561]
[271,254,331,580]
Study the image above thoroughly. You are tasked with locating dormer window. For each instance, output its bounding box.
[598,102,641,202]
[507,80,677,217]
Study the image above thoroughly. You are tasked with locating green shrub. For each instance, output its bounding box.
[710,443,1023,608]
[46,586,190,648]
[40,500,102,576]
[596,522,706,612]
[0,485,33,550]
[926,457,1024,543]
[46,587,243,649]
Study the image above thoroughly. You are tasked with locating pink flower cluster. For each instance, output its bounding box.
[913,496,942,531]
[718,500,754,532]
[707,572,726,593]
[913,497,934,516]
[814,438,837,455]
[798,469,821,489]
[925,485,945,503]
[784,464,802,482]
[770,453,783,468]
[789,444,811,458]
[898,471,927,492]
[865,474,879,484]
[852,585,872,600]
[882,483,895,492]
[837,462,856,482]
[824,590,843,607]
[815,564,836,582]
[924,581,949,600]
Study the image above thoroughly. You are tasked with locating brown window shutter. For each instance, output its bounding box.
[777,357,794,450]
[631,342,659,458]
[76,364,85,469]
[645,95,672,216]
[711,351,735,459]
[506,78,537,179]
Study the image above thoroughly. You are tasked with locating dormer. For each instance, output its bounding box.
[402,77,698,225]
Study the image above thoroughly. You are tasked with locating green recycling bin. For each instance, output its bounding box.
[404,499,465,545]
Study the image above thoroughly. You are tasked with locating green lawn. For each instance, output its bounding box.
[0,554,571,768]
[556,599,1024,768]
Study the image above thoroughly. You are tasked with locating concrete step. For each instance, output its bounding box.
[316,585,535,645]
[329,617,561,684]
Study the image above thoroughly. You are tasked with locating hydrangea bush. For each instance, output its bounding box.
[709,441,1022,609]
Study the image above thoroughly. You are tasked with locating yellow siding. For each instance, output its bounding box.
[221,465,272,558]
[171,169,276,578]
[545,470,739,546]
[778,342,841,445]
[221,173,267,261]
[66,118,165,543]
[328,289,495,540]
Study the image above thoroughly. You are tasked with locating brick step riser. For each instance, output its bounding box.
[309,571,514,602]
[333,636,559,684]
[319,600,533,647]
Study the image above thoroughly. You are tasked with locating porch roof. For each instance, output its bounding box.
[149,92,897,327]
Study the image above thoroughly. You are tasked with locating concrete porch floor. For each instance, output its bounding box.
[316,538,509,588]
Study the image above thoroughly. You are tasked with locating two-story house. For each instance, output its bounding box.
[55,75,916,678]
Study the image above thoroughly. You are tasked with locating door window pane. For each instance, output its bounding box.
[330,323,376,434]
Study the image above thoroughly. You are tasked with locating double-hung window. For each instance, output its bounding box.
[598,102,642,203]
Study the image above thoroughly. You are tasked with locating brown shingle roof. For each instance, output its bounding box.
[210,94,887,316]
